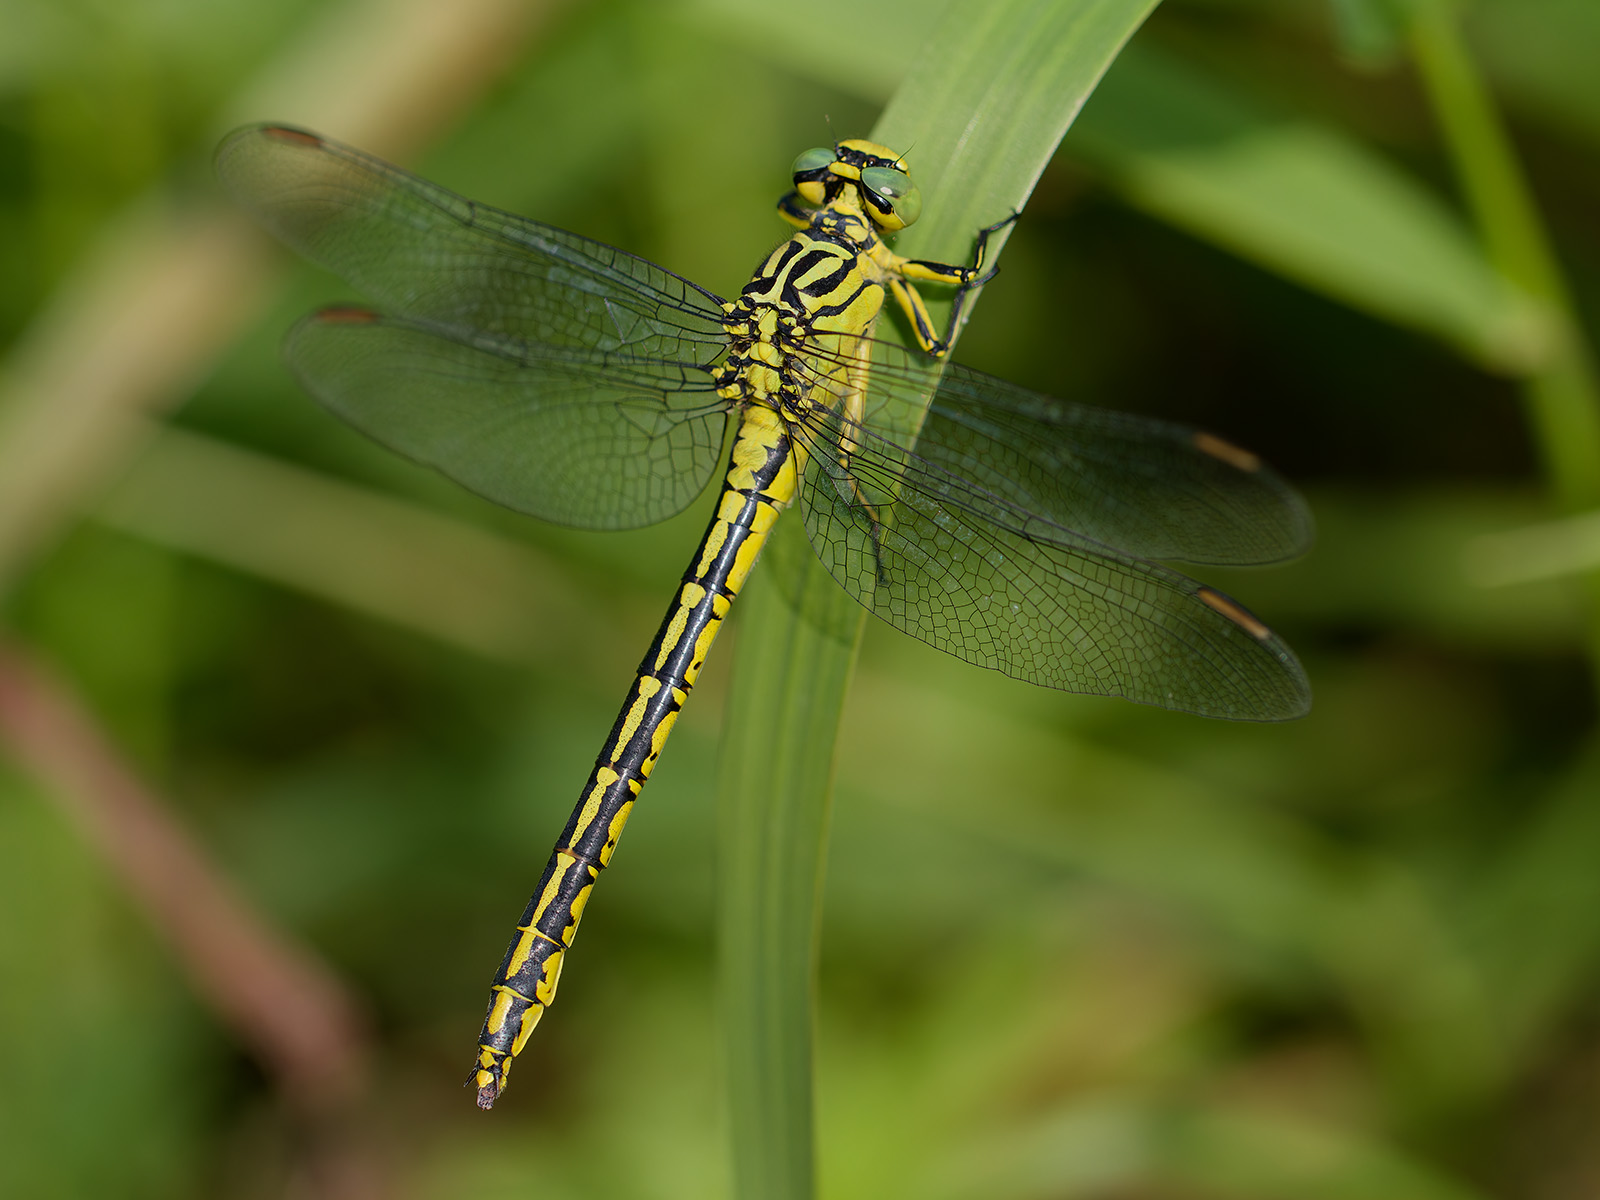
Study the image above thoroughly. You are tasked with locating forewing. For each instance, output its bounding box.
[792,408,1310,720]
[216,125,730,359]
[795,339,1311,566]
[286,310,729,529]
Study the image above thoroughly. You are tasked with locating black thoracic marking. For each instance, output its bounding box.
[798,269,855,305]
[806,280,873,319]
[787,246,836,275]
[777,252,848,305]
[793,251,852,289]
[751,239,805,285]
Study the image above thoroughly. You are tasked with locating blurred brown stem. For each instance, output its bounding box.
[0,635,369,1110]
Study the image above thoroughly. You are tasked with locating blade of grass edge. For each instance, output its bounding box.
[714,2,1162,1197]
[1405,2,1600,672]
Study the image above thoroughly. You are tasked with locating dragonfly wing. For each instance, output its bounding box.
[799,341,1311,566]
[217,125,730,359]
[792,410,1310,720]
[286,310,729,529]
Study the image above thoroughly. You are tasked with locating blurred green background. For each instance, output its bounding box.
[3,0,1599,1197]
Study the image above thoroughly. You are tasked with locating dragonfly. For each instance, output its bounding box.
[217,125,1311,1108]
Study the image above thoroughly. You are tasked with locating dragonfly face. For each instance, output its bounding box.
[790,139,923,230]
[217,125,1311,1107]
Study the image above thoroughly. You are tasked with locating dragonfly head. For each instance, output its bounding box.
[790,140,923,232]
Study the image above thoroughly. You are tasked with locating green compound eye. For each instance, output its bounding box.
[791,146,836,177]
[860,166,922,226]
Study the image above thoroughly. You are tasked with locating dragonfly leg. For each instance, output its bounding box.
[889,210,1021,358]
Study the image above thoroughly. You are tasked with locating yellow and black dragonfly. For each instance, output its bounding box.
[217,126,1310,1108]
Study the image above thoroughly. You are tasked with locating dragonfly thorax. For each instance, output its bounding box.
[713,216,891,417]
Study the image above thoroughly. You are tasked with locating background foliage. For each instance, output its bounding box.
[2,0,1598,1197]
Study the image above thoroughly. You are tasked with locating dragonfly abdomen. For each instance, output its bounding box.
[471,403,796,1107]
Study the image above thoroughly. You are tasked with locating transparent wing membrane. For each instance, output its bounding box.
[791,401,1309,719]
[221,124,1309,719]
[216,125,730,359]
[793,337,1313,567]
[285,311,729,529]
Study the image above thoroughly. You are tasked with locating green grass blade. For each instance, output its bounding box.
[1406,2,1600,507]
[715,534,865,1200]
[1404,2,1600,673]
[715,3,1160,1197]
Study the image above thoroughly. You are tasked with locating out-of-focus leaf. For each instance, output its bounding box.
[822,934,1214,1199]
[1466,744,1600,1057]
[836,658,1511,1105]
[680,0,959,98]
[1407,0,1600,540]
[1471,0,1600,146]
[1069,45,1547,373]
[1164,1105,1491,1200]
[932,1100,1491,1200]
[1327,0,1409,66]
[1209,487,1588,650]
[93,426,604,668]
[1464,506,1600,585]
